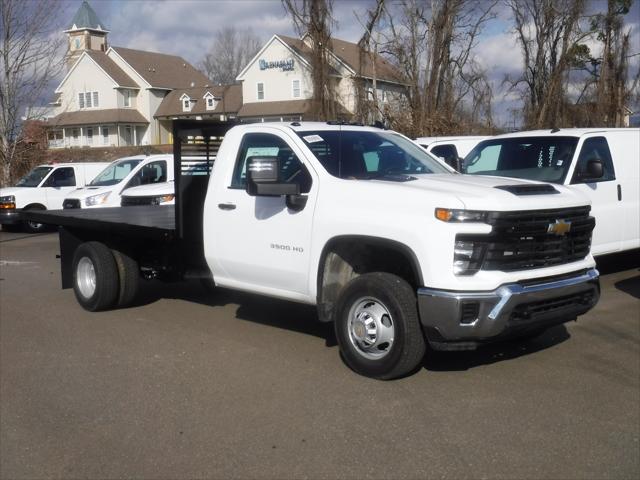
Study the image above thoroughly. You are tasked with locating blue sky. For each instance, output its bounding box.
[56,0,640,127]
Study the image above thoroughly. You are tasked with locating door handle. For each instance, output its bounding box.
[218,203,236,210]
[617,184,622,201]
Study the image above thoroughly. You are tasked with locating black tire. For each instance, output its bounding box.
[72,242,119,311]
[111,249,140,308]
[22,206,47,233]
[334,272,426,380]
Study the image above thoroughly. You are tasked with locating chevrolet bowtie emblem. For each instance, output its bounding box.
[548,219,572,235]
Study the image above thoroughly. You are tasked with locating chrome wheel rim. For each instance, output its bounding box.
[347,297,395,360]
[27,220,43,230]
[76,257,96,299]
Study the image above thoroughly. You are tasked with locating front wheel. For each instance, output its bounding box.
[72,242,119,311]
[22,206,47,233]
[334,272,426,380]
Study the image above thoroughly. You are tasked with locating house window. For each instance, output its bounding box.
[257,83,264,100]
[123,90,131,107]
[78,91,99,109]
[292,79,301,98]
[86,127,93,145]
[182,97,191,112]
[102,127,109,145]
[206,96,215,110]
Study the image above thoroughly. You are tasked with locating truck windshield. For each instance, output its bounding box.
[296,130,450,179]
[90,159,143,186]
[462,136,579,183]
[15,166,53,187]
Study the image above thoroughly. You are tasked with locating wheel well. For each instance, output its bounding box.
[23,203,46,210]
[317,236,422,322]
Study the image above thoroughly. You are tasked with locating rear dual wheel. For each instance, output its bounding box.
[72,242,140,311]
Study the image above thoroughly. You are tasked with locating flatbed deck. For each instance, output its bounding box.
[23,206,176,239]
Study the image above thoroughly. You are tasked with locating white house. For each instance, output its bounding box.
[48,1,210,148]
[235,34,407,122]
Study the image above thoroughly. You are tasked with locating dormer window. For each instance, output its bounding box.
[203,91,217,111]
[180,94,192,112]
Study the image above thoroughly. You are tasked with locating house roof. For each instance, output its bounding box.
[48,109,148,127]
[238,100,312,118]
[110,47,211,89]
[85,51,138,88]
[154,85,243,118]
[274,35,341,77]
[278,35,404,84]
[66,1,107,32]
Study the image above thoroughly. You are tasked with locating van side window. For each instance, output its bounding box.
[571,136,615,184]
[230,133,312,193]
[46,167,76,187]
[126,161,167,188]
[430,144,459,169]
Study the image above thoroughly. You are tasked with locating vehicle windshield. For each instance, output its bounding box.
[462,136,579,183]
[296,130,450,179]
[90,158,142,186]
[15,166,53,187]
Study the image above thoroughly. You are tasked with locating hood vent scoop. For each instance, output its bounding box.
[495,184,559,196]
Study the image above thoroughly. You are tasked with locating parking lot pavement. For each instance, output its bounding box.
[1,231,638,480]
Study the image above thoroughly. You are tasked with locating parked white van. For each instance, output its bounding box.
[415,136,488,170]
[0,162,108,232]
[63,154,174,209]
[462,128,640,255]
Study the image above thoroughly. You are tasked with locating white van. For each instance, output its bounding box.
[415,136,488,170]
[462,128,640,255]
[63,154,174,209]
[0,162,108,232]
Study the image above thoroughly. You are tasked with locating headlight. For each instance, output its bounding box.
[85,192,110,206]
[0,195,16,209]
[435,208,487,223]
[453,240,486,275]
[150,194,175,205]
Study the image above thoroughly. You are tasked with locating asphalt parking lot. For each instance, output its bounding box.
[1,229,638,479]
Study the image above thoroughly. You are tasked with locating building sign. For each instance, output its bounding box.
[259,58,295,71]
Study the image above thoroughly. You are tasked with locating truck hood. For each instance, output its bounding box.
[368,174,590,210]
[65,185,115,200]
[0,187,31,197]
[121,181,174,197]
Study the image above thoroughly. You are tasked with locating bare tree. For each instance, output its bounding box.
[591,0,636,126]
[282,0,337,120]
[506,0,587,128]
[200,27,261,85]
[380,0,496,136]
[0,0,65,186]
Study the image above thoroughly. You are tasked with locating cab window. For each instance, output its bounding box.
[430,144,459,169]
[231,133,312,193]
[45,167,76,187]
[126,161,167,188]
[571,136,615,184]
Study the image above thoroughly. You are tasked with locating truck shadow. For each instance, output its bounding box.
[595,249,640,275]
[422,325,570,372]
[135,280,338,346]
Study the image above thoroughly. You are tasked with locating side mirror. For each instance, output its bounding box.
[581,159,604,180]
[246,156,300,197]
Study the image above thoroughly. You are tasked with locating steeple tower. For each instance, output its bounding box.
[64,1,109,70]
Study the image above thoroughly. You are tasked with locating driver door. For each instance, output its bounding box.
[210,131,317,297]
[568,135,620,255]
[43,167,78,209]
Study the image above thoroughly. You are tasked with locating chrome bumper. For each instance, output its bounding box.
[417,269,600,350]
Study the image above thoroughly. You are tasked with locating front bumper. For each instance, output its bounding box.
[0,208,22,225]
[418,268,600,350]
